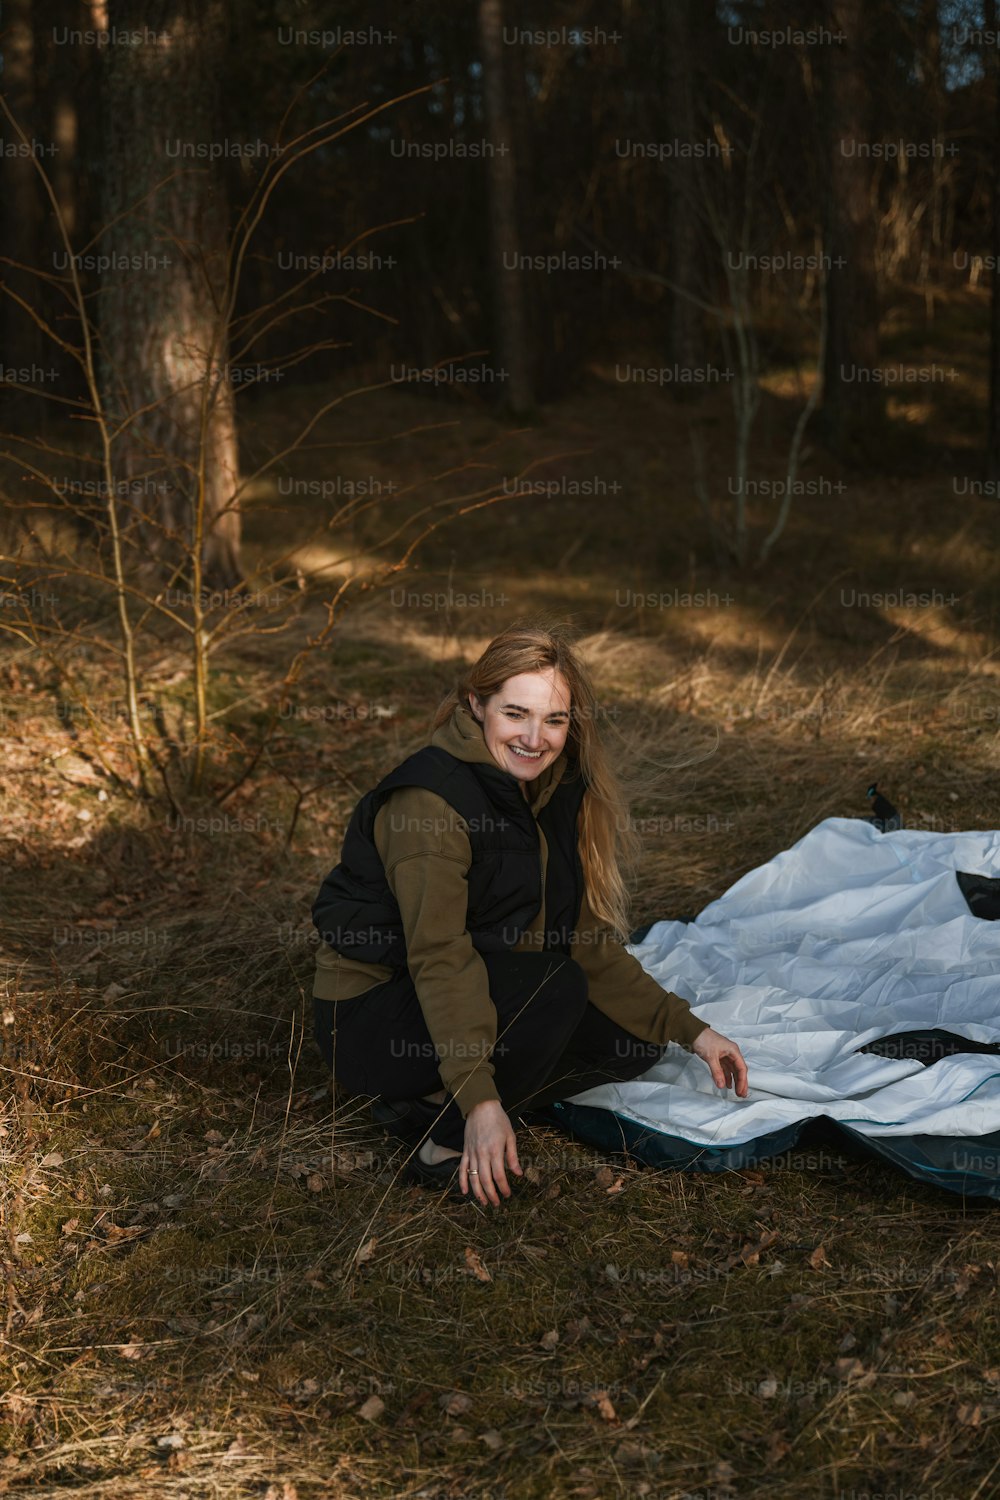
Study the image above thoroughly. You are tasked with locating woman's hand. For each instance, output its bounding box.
[460,1099,523,1205]
[691,1027,750,1097]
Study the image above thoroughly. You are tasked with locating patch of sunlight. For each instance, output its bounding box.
[9,510,81,559]
[240,475,283,505]
[286,540,385,580]
[665,605,786,652]
[886,397,933,425]
[882,605,998,664]
[759,369,820,400]
[350,611,494,664]
[907,529,1000,579]
[576,629,678,686]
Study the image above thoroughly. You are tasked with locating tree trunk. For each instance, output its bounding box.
[987,0,1000,482]
[661,0,703,387]
[0,0,43,381]
[821,0,881,453]
[478,0,533,415]
[100,0,241,589]
[42,0,84,242]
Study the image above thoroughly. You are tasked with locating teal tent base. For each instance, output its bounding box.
[544,1102,1000,1202]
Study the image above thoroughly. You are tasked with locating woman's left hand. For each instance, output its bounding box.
[690,1027,749,1097]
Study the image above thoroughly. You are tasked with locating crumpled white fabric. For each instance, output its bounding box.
[569,818,1000,1146]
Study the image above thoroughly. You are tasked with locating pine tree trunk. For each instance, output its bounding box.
[42,0,84,241]
[987,0,1000,483]
[100,0,241,590]
[479,0,533,415]
[661,0,704,386]
[821,0,881,453]
[0,0,43,379]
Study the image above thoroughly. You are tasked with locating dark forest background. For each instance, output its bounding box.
[4,0,1000,579]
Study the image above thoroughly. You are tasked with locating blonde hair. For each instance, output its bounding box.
[431,619,641,940]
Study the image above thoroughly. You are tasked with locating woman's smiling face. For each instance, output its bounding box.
[468,668,572,782]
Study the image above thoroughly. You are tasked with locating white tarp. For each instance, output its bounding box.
[571,818,1000,1147]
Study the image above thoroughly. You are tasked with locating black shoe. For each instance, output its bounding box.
[400,1149,469,1200]
[371,1095,442,1144]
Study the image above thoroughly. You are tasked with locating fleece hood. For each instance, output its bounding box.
[428,701,571,812]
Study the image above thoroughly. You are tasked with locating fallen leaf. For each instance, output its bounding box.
[305,1173,325,1193]
[808,1244,831,1271]
[589,1389,617,1422]
[353,1237,377,1266]
[539,1328,559,1350]
[156,1434,185,1450]
[595,1165,615,1189]
[725,1228,780,1271]
[61,1218,80,1235]
[357,1396,384,1422]
[766,1433,791,1465]
[605,1175,625,1195]
[440,1391,473,1417]
[480,1428,503,1451]
[463,1246,492,1282]
[957,1403,982,1427]
[671,1249,689,1268]
[39,1152,64,1168]
[105,1224,144,1241]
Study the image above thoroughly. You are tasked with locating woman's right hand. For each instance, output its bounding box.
[460,1099,522,1205]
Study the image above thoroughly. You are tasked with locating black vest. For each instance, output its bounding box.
[312,745,587,966]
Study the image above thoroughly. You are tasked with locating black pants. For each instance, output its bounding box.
[313,952,666,1151]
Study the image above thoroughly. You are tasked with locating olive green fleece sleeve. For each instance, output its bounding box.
[373,788,502,1116]
[573,891,710,1049]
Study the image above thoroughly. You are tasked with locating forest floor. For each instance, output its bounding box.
[2,286,1000,1498]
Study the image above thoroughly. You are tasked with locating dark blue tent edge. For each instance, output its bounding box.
[546,1100,1000,1202]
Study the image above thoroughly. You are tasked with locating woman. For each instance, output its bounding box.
[311,622,748,1207]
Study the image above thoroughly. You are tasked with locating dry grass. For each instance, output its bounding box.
[2,344,1000,1498]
